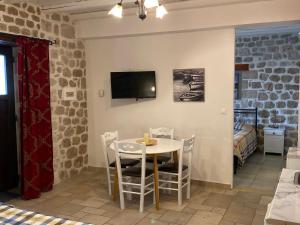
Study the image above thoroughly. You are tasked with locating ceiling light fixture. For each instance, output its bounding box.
[156,5,168,19]
[144,0,159,9]
[108,2,123,18]
[108,0,168,21]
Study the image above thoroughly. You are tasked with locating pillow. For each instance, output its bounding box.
[234,122,238,130]
[234,118,245,131]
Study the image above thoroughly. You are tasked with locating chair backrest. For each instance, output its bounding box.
[183,135,196,153]
[114,142,146,159]
[101,131,119,168]
[114,142,147,179]
[178,135,195,176]
[149,127,175,139]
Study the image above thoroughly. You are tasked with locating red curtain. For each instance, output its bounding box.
[16,37,54,200]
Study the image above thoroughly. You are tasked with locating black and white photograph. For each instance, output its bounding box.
[173,68,205,102]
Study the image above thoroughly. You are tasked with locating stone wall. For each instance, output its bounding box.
[235,32,300,152]
[0,0,88,183]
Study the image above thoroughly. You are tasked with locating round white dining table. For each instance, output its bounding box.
[109,138,182,210]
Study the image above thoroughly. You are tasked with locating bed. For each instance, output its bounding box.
[0,202,90,225]
[234,108,258,174]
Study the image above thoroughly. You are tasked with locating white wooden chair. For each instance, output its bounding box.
[158,135,195,206]
[114,141,154,213]
[150,127,175,139]
[147,127,175,164]
[101,131,139,195]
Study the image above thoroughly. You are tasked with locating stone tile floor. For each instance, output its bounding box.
[234,152,284,193]
[7,153,283,225]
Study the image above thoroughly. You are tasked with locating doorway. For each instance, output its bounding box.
[0,45,19,193]
[232,24,300,192]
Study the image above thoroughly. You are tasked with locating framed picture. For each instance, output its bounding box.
[173,68,205,102]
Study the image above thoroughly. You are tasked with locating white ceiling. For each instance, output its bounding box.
[4,0,273,14]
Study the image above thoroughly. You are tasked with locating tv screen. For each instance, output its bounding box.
[111,71,156,99]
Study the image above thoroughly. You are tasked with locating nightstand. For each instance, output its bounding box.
[264,127,285,156]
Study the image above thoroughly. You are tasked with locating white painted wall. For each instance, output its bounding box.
[85,28,235,185]
[79,0,300,185]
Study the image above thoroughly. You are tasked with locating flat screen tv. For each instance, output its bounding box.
[111,71,156,99]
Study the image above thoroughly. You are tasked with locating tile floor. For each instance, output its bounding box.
[234,152,284,194]
[7,153,283,225]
